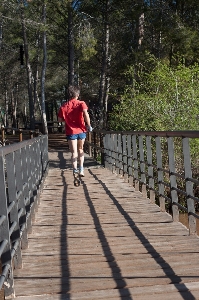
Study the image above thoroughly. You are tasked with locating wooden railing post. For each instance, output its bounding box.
[167,137,179,221]
[107,133,113,171]
[122,134,128,182]
[110,133,116,173]
[182,137,196,235]
[132,135,139,191]
[146,136,155,204]
[93,131,97,160]
[114,134,119,175]
[29,130,34,139]
[138,135,147,198]
[35,129,40,137]
[127,134,133,186]
[88,132,92,157]
[112,133,118,174]
[155,136,165,211]
[100,133,105,166]
[118,134,123,177]
[19,129,23,142]
[103,133,108,169]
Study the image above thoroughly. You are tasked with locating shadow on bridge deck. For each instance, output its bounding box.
[11,134,199,300]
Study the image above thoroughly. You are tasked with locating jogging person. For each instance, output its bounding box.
[58,85,92,177]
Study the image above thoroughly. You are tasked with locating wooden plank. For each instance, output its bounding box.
[9,281,199,300]
[10,149,199,299]
[13,276,199,296]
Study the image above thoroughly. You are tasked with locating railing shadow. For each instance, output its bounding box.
[49,149,102,170]
[81,178,133,299]
[88,169,197,300]
[48,146,197,299]
[50,149,71,298]
[48,150,70,170]
[60,169,70,298]
[55,149,132,299]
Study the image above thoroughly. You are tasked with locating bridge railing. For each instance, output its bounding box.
[0,135,49,298]
[0,126,41,146]
[87,130,199,236]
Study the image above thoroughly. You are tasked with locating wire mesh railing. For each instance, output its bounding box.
[86,130,199,236]
[0,135,48,298]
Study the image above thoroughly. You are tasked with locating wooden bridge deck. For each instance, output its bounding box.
[11,135,199,300]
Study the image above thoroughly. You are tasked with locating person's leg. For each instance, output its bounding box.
[68,139,78,173]
[77,138,85,176]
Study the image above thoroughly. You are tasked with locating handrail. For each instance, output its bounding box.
[0,134,49,298]
[0,126,41,146]
[86,130,199,236]
[93,129,199,138]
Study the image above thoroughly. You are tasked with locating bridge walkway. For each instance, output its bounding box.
[11,135,199,300]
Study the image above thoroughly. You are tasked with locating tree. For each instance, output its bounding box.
[98,0,111,128]
[1,0,199,133]
[20,2,35,129]
[41,2,48,134]
[68,0,75,86]
[109,60,199,132]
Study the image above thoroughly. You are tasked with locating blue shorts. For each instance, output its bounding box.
[66,132,86,140]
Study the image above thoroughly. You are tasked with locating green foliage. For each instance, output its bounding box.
[109,61,199,132]
[75,24,97,61]
[2,0,199,130]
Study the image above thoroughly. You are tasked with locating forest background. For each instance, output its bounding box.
[1,0,199,134]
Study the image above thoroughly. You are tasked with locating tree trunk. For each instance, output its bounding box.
[41,3,48,135]
[10,90,15,130]
[21,4,35,130]
[0,19,2,50]
[34,31,41,119]
[22,101,28,128]
[68,1,74,86]
[12,82,18,129]
[103,75,110,129]
[4,80,8,127]
[134,0,145,50]
[98,0,110,129]
[12,97,17,129]
[138,12,144,49]
[34,68,42,116]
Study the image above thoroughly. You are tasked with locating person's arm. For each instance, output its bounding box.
[58,106,64,123]
[83,109,90,126]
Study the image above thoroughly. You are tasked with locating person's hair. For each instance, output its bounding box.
[68,85,80,99]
